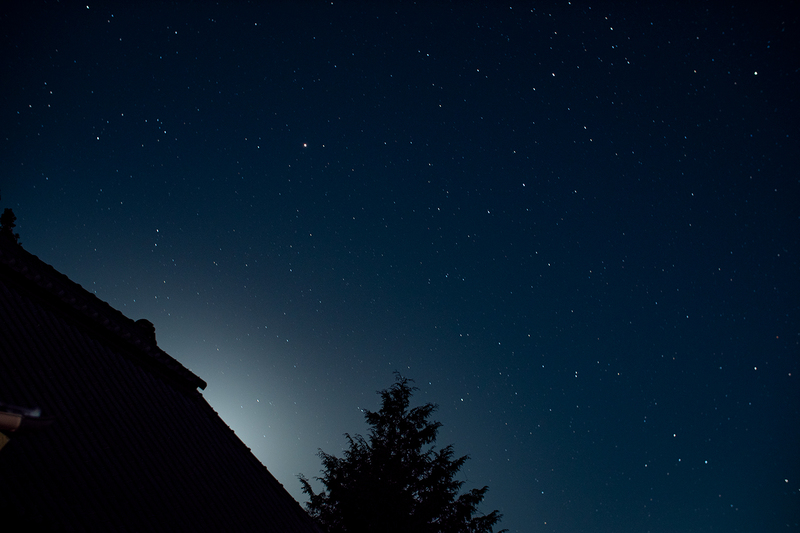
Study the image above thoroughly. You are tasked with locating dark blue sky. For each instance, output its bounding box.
[3,2,798,531]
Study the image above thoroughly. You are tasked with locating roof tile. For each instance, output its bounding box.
[0,236,321,532]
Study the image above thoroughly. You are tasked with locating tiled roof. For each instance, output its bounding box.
[0,235,321,532]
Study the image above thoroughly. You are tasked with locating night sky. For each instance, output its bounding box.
[3,2,799,532]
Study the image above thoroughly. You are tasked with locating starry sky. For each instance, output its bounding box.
[2,2,799,532]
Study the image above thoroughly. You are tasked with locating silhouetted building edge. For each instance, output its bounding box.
[0,234,321,532]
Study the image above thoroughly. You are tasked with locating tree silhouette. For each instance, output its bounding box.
[0,208,20,244]
[300,373,506,533]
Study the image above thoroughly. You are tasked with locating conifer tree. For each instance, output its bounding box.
[0,208,20,244]
[300,373,505,533]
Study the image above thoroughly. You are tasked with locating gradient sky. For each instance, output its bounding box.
[3,2,798,532]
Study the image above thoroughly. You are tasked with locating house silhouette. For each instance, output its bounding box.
[0,232,322,532]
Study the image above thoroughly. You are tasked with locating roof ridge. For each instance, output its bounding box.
[0,235,207,392]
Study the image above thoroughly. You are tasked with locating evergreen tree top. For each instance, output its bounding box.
[300,373,506,533]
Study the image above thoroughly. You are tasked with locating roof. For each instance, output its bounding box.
[0,234,321,532]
